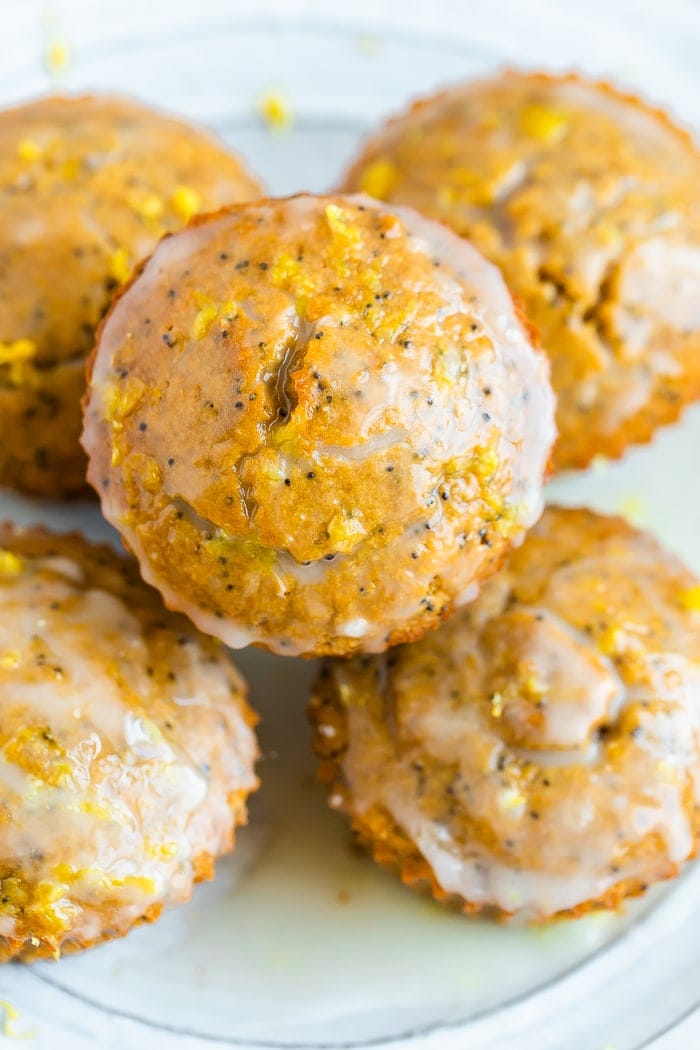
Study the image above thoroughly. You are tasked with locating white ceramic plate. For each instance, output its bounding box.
[0,1,699,1047]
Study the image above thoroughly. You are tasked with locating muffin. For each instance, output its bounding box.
[310,506,700,919]
[0,94,262,497]
[83,193,555,657]
[341,72,700,470]
[0,525,258,961]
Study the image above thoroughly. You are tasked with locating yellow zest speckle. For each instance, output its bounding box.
[143,460,162,493]
[79,798,113,820]
[327,512,366,552]
[108,248,132,285]
[5,727,72,787]
[258,91,292,132]
[619,494,645,525]
[598,624,623,656]
[490,692,504,718]
[128,191,164,221]
[434,343,463,391]
[359,158,398,200]
[656,759,679,782]
[269,419,298,453]
[519,103,568,143]
[0,650,21,669]
[325,204,362,249]
[103,375,146,430]
[171,185,202,222]
[270,252,315,314]
[0,550,25,577]
[0,1000,36,1041]
[191,302,220,341]
[190,293,237,341]
[112,874,158,895]
[45,40,71,74]
[145,838,179,862]
[522,673,545,700]
[679,585,700,612]
[0,339,37,368]
[27,879,71,930]
[471,447,499,482]
[16,138,42,163]
[498,787,526,814]
[207,533,277,571]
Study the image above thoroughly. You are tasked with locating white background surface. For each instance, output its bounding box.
[0,1,699,1048]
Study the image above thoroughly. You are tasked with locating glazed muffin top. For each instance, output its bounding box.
[0,525,258,960]
[0,94,262,373]
[83,193,555,657]
[311,506,700,918]
[342,72,700,470]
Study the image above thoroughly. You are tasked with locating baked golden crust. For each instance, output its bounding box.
[310,506,700,920]
[0,524,258,961]
[0,94,262,497]
[83,193,555,657]
[341,71,700,471]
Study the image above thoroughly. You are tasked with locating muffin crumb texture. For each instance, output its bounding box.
[0,94,262,496]
[342,72,700,470]
[310,506,700,919]
[83,193,555,656]
[0,525,258,961]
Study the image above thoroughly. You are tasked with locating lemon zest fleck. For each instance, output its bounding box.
[0,1000,36,1040]
[519,103,568,143]
[103,376,146,428]
[128,191,164,221]
[108,248,132,285]
[0,339,37,366]
[171,185,201,222]
[359,159,397,200]
[619,495,645,525]
[45,40,71,74]
[0,551,25,577]
[258,91,292,132]
[327,512,365,552]
[190,293,237,341]
[679,585,700,612]
[325,204,362,248]
[471,447,499,481]
[16,138,42,163]
[498,787,526,813]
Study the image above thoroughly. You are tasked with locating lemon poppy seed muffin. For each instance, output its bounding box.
[342,72,700,470]
[0,525,258,961]
[0,94,262,497]
[310,507,700,919]
[83,193,555,658]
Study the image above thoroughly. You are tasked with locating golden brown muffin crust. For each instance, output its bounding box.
[0,524,258,961]
[342,72,700,470]
[83,193,555,657]
[0,94,262,497]
[310,507,700,919]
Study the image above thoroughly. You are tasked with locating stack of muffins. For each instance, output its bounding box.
[0,71,699,961]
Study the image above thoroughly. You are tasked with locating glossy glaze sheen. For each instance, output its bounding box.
[342,73,700,470]
[83,193,555,657]
[311,507,700,918]
[0,94,262,496]
[0,526,258,960]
